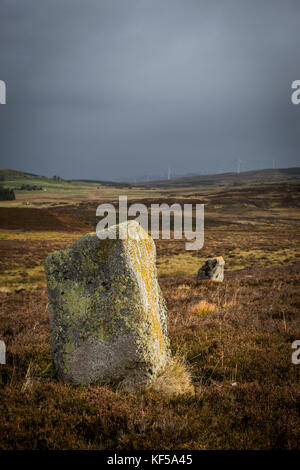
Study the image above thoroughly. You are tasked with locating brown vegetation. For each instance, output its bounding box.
[0,207,90,231]
[0,180,299,449]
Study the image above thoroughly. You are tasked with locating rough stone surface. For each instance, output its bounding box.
[45,221,170,389]
[197,256,225,282]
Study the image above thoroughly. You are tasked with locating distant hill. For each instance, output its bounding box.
[0,169,131,190]
[0,169,41,180]
[0,169,69,192]
[70,179,132,188]
[1,167,300,189]
[134,167,300,188]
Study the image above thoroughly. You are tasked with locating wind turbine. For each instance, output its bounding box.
[167,166,171,180]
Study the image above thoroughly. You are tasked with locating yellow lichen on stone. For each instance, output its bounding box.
[125,225,164,356]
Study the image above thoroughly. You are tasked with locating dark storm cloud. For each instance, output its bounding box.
[0,0,299,180]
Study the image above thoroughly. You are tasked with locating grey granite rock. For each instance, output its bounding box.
[197,256,225,282]
[45,221,170,389]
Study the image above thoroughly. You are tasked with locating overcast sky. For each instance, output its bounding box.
[0,0,299,180]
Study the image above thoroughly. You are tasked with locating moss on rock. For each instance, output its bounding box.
[45,221,170,389]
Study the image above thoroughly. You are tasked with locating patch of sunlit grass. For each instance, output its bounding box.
[190,300,217,316]
[151,353,194,397]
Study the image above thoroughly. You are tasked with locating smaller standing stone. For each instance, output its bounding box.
[197,256,225,282]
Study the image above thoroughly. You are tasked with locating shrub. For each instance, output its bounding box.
[0,186,15,200]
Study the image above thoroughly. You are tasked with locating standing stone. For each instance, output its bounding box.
[197,256,225,282]
[45,221,170,389]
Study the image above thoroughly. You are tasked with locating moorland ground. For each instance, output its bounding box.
[0,172,299,449]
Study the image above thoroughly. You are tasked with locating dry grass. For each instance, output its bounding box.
[151,353,195,397]
[0,263,299,450]
[190,300,217,316]
[0,181,299,449]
